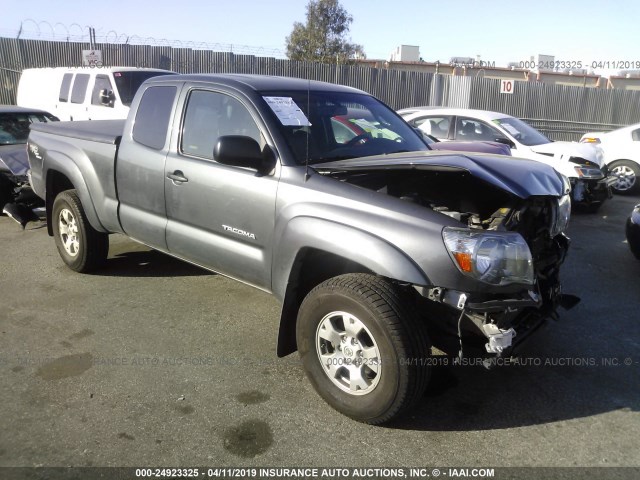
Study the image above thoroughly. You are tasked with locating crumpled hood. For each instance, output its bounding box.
[0,143,29,176]
[313,151,567,199]
[530,141,604,167]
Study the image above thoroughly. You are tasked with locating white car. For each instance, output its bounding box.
[580,123,640,195]
[398,107,615,210]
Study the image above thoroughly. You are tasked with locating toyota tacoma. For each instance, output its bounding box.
[25,74,576,424]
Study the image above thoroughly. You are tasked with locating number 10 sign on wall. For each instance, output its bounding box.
[500,80,514,94]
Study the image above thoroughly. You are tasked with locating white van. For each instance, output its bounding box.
[17,67,176,121]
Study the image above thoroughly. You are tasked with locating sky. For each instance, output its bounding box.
[2,0,639,70]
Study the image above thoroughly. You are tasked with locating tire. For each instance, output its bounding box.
[51,190,109,272]
[296,273,431,424]
[609,160,640,195]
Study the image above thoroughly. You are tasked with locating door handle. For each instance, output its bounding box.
[167,170,189,183]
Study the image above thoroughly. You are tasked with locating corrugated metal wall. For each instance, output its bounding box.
[464,77,640,140]
[2,37,640,140]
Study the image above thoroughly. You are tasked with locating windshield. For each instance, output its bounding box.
[493,117,551,146]
[260,91,428,165]
[113,71,176,106]
[0,112,57,145]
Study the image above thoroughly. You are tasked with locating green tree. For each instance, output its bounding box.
[286,0,365,63]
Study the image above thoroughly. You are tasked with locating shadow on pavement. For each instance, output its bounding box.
[97,249,212,278]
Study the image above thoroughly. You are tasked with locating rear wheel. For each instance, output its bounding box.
[609,160,640,195]
[296,273,431,424]
[52,190,109,272]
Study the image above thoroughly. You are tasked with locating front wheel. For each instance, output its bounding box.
[296,274,431,424]
[609,160,640,195]
[52,190,109,272]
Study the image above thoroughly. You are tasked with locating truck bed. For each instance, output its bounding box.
[30,120,124,145]
[28,119,126,235]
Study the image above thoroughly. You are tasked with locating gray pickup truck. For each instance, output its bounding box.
[26,74,576,424]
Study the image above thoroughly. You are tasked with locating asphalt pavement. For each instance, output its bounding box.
[0,195,638,473]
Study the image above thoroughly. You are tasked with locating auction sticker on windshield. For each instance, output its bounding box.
[263,96,311,126]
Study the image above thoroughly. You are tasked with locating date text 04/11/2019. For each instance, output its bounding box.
[519,60,640,70]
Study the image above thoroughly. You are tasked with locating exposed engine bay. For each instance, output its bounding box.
[327,169,566,240]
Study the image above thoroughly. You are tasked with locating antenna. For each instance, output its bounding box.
[304,78,311,181]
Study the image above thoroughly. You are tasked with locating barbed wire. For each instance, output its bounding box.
[2,19,287,58]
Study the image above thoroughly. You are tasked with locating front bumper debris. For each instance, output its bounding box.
[416,282,580,361]
[482,324,516,354]
[1,183,45,229]
[572,176,615,205]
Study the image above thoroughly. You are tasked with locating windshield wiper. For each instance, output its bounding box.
[387,149,410,154]
[309,154,357,163]
[310,149,413,164]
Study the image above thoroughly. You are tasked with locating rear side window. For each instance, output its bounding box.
[632,128,640,142]
[59,73,73,102]
[132,86,177,150]
[91,75,114,107]
[455,117,502,142]
[411,115,451,139]
[70,74,90,104]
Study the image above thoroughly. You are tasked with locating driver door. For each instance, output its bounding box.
[164,87,279,290]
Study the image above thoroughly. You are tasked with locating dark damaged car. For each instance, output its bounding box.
[0,105,57,225]
[24,75,577,424]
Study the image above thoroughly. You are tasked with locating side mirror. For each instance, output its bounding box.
[494,137,515,149]
[99,89,114,107]
[214,135,275,174]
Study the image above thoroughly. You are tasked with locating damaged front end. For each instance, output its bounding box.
[0,146,45,228]
[314,152,580,362]
[0,171,45,228]
[417,200,578,360]
[569,157,616,210]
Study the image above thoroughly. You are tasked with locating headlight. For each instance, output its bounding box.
[443,228,534,286]
[574,166,604,179]
[551,194,571,237]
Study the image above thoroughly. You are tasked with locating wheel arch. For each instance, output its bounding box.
[608,158,640,167]
[44,156,106,236]
[273,217,430,357]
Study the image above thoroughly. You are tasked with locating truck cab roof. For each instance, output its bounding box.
[144,73,366,94]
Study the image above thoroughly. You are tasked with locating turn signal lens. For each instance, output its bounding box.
[453,252,473,272]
